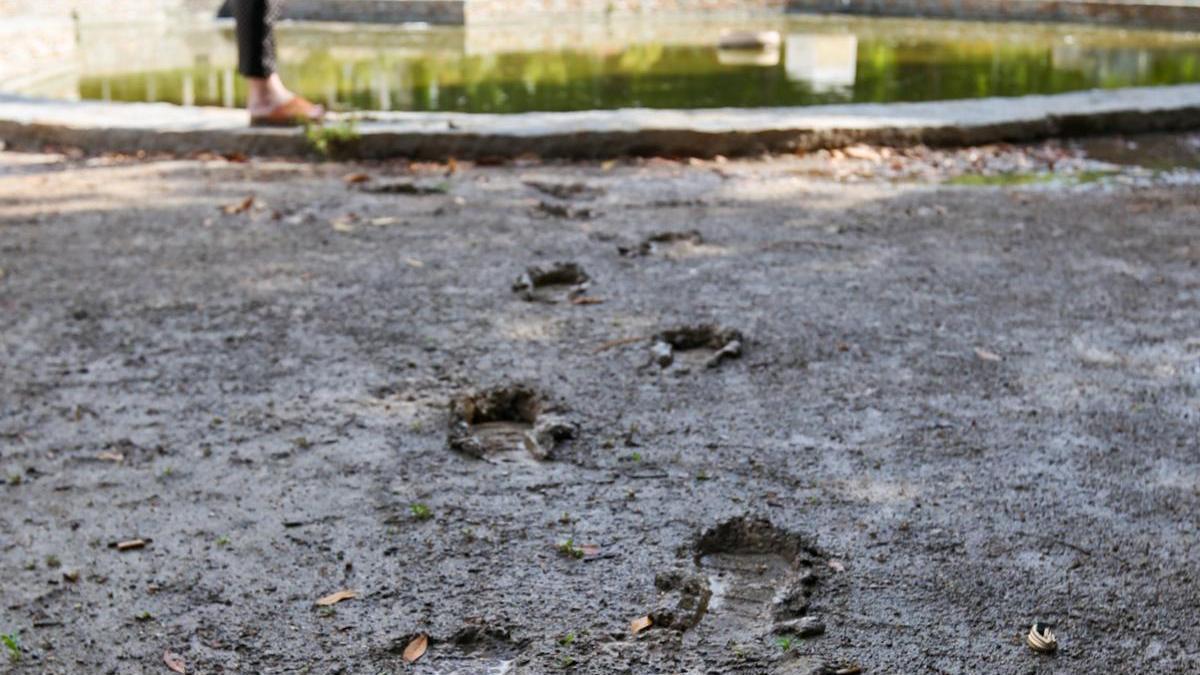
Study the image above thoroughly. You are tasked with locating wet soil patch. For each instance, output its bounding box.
[512,262,590,303]
[650,324,744,370]
[619,230,704,257]
[524,180,605,200]
[690,517,825,642]
[377,623,522,673]
[534,200,595,219]
[447,385,576,462]
[357,180,448,195]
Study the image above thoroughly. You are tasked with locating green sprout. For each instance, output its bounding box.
[558,538,585,559]
[558,632,576,646]
[2,634,20,662]
[775,635,794,652]
[410,503,433,521]
[306,120,360,158]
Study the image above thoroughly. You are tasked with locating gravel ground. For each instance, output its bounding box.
[0,138,1198,674]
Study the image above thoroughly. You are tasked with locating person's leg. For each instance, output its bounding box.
[234,0,323,123]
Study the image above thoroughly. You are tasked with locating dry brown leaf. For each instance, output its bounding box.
[445,158,458,176]
[163,650,186,673]
[630,615,653,634]
[221,196,254,215]
[330,218,356,233]
[343,172,371,184]
[114,539,146,551]
[315,590,358,606]
[974,347,1002,362]
[96,451,124,462]
[570,296,605,306]
[403,633,428,663]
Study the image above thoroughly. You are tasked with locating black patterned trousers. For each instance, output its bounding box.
[234,0,284,78]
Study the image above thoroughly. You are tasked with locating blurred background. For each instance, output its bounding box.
[3,0,1200,114]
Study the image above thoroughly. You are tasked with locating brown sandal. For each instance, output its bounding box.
[249,97,326,128]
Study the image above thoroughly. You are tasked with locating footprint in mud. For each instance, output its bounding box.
[387,623,522,674]
[648,324,744,371]
[512,262,590,303]
[619,230,706,258]
[650,518,825,646]
[524,180,605,201]
[447,385,576,463]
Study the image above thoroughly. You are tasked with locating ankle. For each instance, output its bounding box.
[246,74,293,111]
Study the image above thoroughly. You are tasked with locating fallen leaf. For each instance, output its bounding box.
[221,196,254,215]
[601,160,617,171]
[163,650,186,673]
[404,258,424,269]
[223,152,248,163]
[630,615,653,634]
[827,560,846,573]
[403,633,428,663]
[445,158,458,176]
[330,218,356,233]
[974,347,1002,362]
[570,296,605,306]
[369,216,400,226]
[315,590,358,606]
[343,172,371,184]
[96,451,124,462]
[112,539,146,551]
[579,544,601,557]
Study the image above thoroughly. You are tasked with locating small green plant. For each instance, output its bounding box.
[2,633,20,662]
[558,632,576,646]
[558,538,585,559]
[45,554,60,569]
[559,655,576,668]
[410,503,433,521]
[135,611,154,622]
[215,536,230,547]
[775,635,794,652]
[629,452,643,462]
[7,473,21,486]
[306,120,360,158]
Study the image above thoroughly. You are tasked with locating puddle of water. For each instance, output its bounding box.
[16,15,1200,113]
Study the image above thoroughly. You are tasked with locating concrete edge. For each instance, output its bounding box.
[2,86,1199,160]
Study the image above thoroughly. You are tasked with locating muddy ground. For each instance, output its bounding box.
[0,136,1198,674]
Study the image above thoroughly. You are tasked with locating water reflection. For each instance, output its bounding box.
[21,16,1200,112]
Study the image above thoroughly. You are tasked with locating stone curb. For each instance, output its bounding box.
[1,85,1199,160]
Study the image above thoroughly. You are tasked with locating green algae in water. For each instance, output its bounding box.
[947,169,1122,186]
[70,16,1200,113]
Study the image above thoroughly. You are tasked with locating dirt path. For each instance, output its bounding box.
[0,142,1197,674]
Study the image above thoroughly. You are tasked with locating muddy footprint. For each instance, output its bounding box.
[619,230,705,258]
[447,385,576,462]
[512,262,590,303]
[649,324,744,370]
[692,517,824,642]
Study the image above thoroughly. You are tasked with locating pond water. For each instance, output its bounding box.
[34,16,1200,112]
